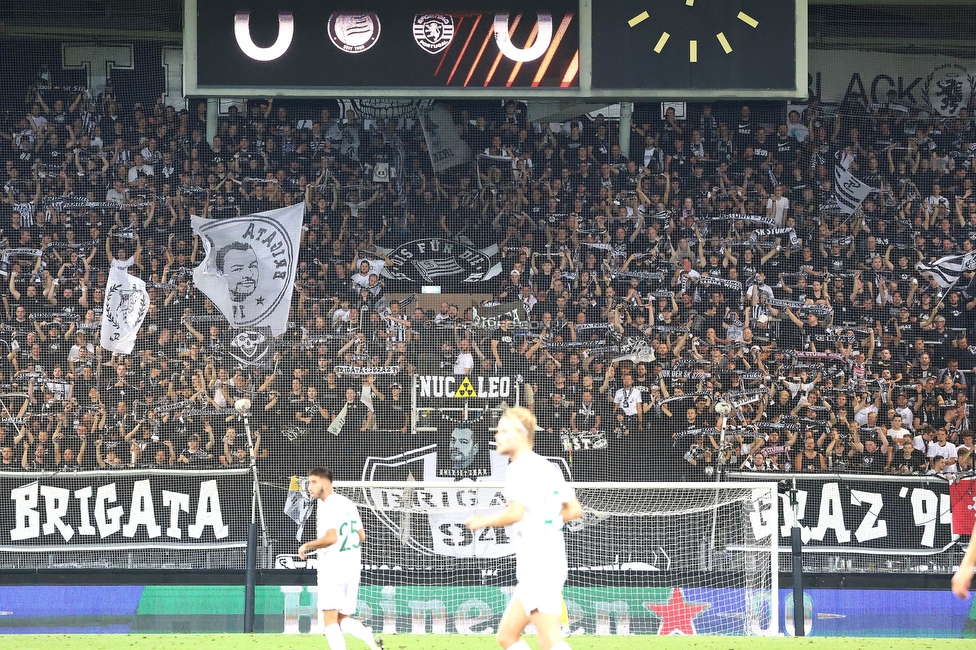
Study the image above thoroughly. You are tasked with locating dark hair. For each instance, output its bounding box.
[214,241,253,273]
[308,467,334,481]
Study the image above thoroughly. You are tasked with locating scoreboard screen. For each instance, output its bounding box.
[184,0,806,99]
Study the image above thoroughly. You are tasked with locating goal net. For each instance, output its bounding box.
[314,481,779,637]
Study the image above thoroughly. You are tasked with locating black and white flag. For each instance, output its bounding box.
[376,238,503,284]
[471,301,529,329]
[333,365,401,376]
[420,104,472,173]
[192,203,304,337]
[918,252,976,290]
[834,165,874,215]
[283,476,313,541]
[100,266,149,354]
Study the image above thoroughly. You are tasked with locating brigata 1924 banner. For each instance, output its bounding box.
[0,469,250,551]
[731,473,956,554]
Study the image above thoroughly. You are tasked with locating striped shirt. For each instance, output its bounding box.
[14,201,36,227]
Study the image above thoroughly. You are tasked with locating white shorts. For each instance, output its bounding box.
[511,578,564,617]
[316,580,359,616]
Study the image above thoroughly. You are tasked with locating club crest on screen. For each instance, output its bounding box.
[328,12,381,54]
[413,14,455,54]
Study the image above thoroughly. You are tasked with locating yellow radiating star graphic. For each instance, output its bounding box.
[628,10,649,27]
[738,12,759,28]
[628,2,761,61]
[716,32,732,54]
[653,32,670,53]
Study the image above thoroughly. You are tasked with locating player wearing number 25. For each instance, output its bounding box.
[299,467,382,650]
[466,407,583,650]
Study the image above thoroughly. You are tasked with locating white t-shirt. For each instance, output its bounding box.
[127,163,155,182]
[110,255,136,271]
[454,352,474,375]
[27,114,48,133]
[212,377,236,408]
[888,425,911,442]
[505,450,573,586]
[614,385,642,416]
[69,343,95,363]
[927,440,958,473]
[316,492,363,586]
[913,435,929,453]
[351,259,386,288]
[895,406,914,430]
[766,196,790,227]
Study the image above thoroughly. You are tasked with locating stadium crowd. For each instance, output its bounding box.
[2,84,976,481]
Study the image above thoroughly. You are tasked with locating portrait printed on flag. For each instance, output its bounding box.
[192,203,304,336]
[436,420,492,479]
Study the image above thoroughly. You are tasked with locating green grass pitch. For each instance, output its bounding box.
[1,635,971,650]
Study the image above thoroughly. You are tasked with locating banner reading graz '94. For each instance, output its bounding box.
[731,473,956,554]
[0,469,251,550]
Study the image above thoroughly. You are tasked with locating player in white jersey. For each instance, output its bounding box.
[953,529,976,599]
[466,407,583,650]
[298,467,383,650]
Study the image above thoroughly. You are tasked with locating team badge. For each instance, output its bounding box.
[412,14,455,54]
[328,12,381,54]
[923,63,976,118]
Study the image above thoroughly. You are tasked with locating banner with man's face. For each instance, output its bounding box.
[437,424,491,479]
[191,203,304,337]
[360,416,571,558]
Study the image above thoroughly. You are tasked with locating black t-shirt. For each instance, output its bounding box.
[340,400,369,433]
[890,448,927,474]
[943,303,971,330]
[377,398,408,432]
[796,450,824,473]
[540,403,572,432]
[853,447,887,473]
[179,446,212,465]
[492,329,519,365]
[300,400,329,429]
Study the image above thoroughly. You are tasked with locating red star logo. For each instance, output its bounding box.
[645,587,710,635]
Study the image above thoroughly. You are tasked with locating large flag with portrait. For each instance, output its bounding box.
[100,265,149,354]
[192,203,304,337]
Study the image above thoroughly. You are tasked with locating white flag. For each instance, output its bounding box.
[192,203,304,337]
[100,266,149,354]
[327,403,348,436]
[420,105,472,173]
[834,165,874,215]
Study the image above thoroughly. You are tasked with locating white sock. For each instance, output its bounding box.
[324,623,346,650]
[551,642,572,650]
[340,617,377,649]
[506,641,531,650]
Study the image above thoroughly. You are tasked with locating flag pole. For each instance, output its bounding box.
[236,398,269,549]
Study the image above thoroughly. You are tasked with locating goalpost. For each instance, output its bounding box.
[324,481,779,637]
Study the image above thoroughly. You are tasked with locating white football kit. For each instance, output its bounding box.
[316,492,364,615]
[505,450,575,616]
